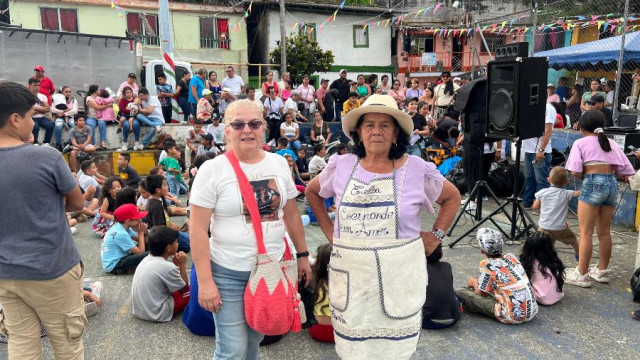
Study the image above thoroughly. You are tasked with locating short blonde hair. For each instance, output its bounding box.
[549,166,569,187]
[223,99,264,126]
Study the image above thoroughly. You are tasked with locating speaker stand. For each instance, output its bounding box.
[447,139,536,248]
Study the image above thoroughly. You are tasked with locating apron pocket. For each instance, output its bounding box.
[328,265,350,312]
[375,240,426,320]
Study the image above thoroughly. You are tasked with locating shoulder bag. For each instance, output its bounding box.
[225,150,306,335]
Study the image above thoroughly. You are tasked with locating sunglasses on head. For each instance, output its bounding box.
[229,120,262,130]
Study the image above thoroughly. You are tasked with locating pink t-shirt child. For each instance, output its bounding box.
[95,96,116,122]
[530,260,564,305]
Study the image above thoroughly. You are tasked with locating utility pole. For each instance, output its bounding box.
[279,0,287,76]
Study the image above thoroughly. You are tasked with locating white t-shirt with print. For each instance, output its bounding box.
[189,152,298,271]
[280,121,299,137]
[522,103,556,154]
[308,155,327,175]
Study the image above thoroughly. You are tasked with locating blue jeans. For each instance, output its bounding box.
[177,231,190,253]
[166,174,181,199]
[54,117,74,145]
[285,135,301,151]
[178,97,191,119]
[211,261,264,360]
[32,117,54,144]
[86,117,107,145]
[579,173,619,207]
[136,114,163,146]
[407,144,421,157]
[523,152,552,207]
[122,119,141,142]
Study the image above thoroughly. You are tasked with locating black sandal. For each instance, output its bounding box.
[632,310,640,321]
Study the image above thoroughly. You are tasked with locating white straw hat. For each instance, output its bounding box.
[342,94,413,139]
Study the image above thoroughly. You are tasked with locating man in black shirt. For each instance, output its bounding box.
[330,69,352,121]
[430,118,459,149]
[589,94,613,127]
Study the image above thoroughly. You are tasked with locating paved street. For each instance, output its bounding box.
[2,199,639,360]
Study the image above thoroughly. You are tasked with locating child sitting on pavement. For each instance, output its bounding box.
[196,133,218,158]
[78,159,106,191]
[275,137,297,160]
[423,244,461,329]
[295,147,310,181]
[101,204,149,275]
[143,175,190,253]
[520,232,565,306]
[309,243,334,343]
[148,166,186,216]
[92,177,124,238]
[131,226,190,322]
[117,153,141,188]
[456,228,538,324]
[533,166,580,260]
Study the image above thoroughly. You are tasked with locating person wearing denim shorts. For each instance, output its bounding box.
[564,110,635,288]
[189,100,312,359]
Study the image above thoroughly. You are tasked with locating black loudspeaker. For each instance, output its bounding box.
[486,57,548,140]
[495,42,529,59]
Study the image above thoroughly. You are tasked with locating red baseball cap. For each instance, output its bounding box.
[34,65,45,72]
[114,204,148,222]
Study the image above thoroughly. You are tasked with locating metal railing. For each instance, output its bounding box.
[200,38,231,50]
[401,51,478,73]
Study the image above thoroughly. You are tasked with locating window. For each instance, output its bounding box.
[299,23,317,42]
[199,18,230,49]
[353,25,369,48]
[40,8,77,32]
[483,35,506,53]
[409,36,434,54]
[127,13,159,46]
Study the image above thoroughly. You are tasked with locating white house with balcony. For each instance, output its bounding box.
[248,1,395,86]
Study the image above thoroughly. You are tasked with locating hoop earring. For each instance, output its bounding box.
[391,142,397,148]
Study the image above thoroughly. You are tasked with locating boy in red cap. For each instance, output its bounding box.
[33,65,55,105]
[101,204,149,275]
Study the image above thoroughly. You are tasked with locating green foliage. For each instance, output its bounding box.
[269,35,334,85]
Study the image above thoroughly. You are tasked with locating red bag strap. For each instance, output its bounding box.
[225,150,267,255]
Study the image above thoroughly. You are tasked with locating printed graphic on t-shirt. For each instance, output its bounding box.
[120,173,129,180]
[242,178,281,222]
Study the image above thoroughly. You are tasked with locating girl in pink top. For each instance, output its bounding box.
[96,89,116,122]
[520,232,565,305]
[564,110,635,287]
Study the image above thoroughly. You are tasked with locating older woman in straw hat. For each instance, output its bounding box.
[305,94,461,359]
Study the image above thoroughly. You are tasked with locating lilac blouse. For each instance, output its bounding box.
[318,154,445,239]
[565,136,635,175]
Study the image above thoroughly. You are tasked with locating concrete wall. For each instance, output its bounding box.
[10,1,248,77]
[266,9,392,83]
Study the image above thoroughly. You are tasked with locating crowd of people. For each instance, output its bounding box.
[1,61,639,360]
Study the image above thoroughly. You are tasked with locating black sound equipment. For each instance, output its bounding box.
[486,56,548,140]
[495,42,529,59]
[455,78,488,144]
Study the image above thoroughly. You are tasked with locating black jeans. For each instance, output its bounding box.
[162,106,173,124]
[266,116,282,143]
[110,252,149,275]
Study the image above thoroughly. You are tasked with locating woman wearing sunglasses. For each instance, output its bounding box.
[189,100,312,359]
[432,71,460,120]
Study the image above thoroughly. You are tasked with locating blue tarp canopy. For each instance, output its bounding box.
[535,31,640,71]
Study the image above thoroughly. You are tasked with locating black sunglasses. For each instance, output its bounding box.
[229,120,262,130]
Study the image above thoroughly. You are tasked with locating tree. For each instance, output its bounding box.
[269,35,334,86]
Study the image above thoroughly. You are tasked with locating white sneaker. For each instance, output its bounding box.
[565,266,592,288]
[120,143,128,151]
[588,265,611,283]
[134,142,142,151]
[155,126,164,134]
[463,200,477,211]
[70,226,77,235]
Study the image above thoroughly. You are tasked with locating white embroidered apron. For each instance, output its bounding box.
[330,159,427,360]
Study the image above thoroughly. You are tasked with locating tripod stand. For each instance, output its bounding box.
[447,139,537,248]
